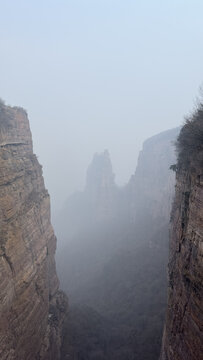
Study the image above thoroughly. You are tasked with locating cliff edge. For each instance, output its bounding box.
[0,102,68,360]
[160,104,203,359]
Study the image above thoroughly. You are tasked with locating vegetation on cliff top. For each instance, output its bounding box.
[177,101,203,168]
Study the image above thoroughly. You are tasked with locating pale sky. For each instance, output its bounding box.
[0,0,203,212]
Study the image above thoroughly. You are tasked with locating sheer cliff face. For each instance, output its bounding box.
[160,111,203,360]
[127,128,179,225]
[0,103,68,360]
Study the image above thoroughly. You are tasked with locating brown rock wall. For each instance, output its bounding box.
[0,103,68,359]
[160,164,203,359]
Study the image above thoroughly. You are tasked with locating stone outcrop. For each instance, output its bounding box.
[160,109,203,359]
[55,150,117,242]
[85,149,116,221]
[0,102,68,360]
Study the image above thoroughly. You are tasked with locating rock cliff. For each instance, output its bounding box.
[160,105,203,359]
[0,102,68,360]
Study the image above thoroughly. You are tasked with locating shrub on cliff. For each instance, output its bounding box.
[176,101,203,168]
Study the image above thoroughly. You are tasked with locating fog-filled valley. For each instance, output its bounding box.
[54,128,179,359]
[0,98,202,360]
[0,2,203,360]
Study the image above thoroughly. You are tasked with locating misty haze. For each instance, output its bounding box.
[0,1,202,360]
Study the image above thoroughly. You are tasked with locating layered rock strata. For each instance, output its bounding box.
[0,102,68,360]
[160,111,203,359]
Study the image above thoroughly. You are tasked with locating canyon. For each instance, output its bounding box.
[0,99,202,360]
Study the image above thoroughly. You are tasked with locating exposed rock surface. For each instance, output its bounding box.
[0,102,68,360]
[160,108,203,359]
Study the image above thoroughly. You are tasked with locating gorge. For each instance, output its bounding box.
[0,99,202,360]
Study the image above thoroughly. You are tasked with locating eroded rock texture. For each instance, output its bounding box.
[0,103,68,360]
[160,110,203,359]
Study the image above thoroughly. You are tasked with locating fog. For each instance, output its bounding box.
[0,0,203,213]
[54,126,179,359]
[1,2,202,359]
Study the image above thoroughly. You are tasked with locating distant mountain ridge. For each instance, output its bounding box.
[56,128,179,238]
